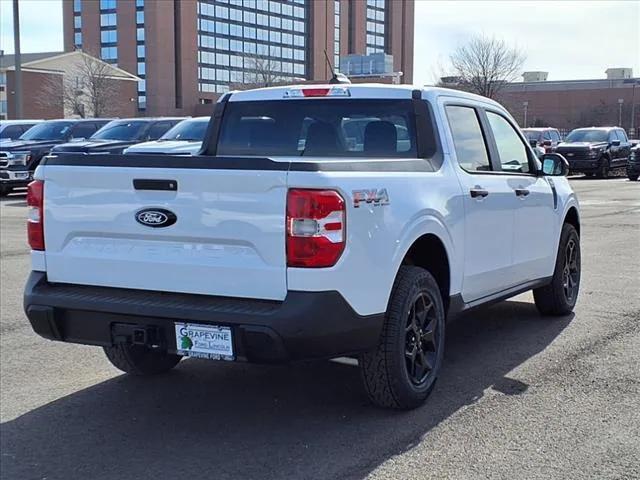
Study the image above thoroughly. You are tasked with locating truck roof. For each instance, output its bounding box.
[227,83,503,108]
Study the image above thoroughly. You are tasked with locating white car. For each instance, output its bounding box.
[23,84,580,410]
[123,117,209,155]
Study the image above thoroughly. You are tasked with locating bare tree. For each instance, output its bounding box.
[38,53,122,117]
[449,34,526,99]
[230,53,300,90]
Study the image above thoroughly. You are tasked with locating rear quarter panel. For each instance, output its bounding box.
[286,158,465,317]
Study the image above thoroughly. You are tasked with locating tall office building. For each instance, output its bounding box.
[63,0,414,116]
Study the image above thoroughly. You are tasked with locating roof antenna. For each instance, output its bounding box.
[324,49,351,85]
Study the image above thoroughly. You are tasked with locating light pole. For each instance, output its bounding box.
[12,0,23,118]
[624,79,639,138]
[618,98,624,127]
[523,101,529,128]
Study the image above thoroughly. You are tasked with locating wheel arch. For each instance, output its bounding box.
[564,206,580,236]
[399,233,452,314]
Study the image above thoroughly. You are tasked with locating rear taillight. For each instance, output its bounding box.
[27,180,44,251]
[286,189,345,268]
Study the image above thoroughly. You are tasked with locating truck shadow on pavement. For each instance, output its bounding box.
[1,300,572,480]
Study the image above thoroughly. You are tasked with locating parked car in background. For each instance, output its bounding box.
[522,128,562,153]
[0,118,111,195]
[0,120,43,143]
[627,142,640,181]
[124,117,209,155]
[51,118,184,155]
[555,127,631,178]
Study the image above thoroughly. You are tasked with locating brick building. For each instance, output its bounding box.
[63,0,415,116]
[500,72,640,135]
[0,51,140,120]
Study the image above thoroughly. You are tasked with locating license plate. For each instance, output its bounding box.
[175,323,234,361]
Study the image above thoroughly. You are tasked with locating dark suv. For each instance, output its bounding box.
[556,127,631,178]
[0,119,111,195]
[522,127,562,153]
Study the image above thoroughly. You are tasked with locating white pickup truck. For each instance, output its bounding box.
[23,84,580,409]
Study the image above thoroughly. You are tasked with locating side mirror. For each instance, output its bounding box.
[611,140,621,146]
[541,153,569,176]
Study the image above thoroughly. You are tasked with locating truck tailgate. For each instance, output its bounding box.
[42,162,288,301]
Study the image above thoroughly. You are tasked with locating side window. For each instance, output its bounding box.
[0,125,24,139]
[148,122,173,140]
[486,111,531,173]
[542,130,552,141]
[446,105,491,172]
[71,123,97,139]
[550,130,561,142]
[617,129,628,142]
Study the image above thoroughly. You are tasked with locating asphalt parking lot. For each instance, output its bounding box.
[1,178,638,480]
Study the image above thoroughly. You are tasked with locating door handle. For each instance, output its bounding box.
[133,179,178,191]
[469,188,489,199]
[515,188,530,197]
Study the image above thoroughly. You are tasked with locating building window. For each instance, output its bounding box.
[74,15,81,29]
[100,13,116,27]
[74,32,82,47]
[196,0,308,93]
[100,0,117,10]
[101,46,118,61]
[100,30,117,44]
[136,0,146,112]
[73,0,81,13]
[366,0,386,55]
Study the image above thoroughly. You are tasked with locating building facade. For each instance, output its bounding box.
[63,0,414,116]
[0,51,139,120]
[500,74,640,135]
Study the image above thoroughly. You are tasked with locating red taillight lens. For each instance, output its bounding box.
[27,180,44,251]
[302,88,330,97]
[286,189,345,268]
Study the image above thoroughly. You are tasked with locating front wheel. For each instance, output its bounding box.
[596,157,610,178]
[104,344,182,375]
[533,223,581,316]
[629,174,639,181]
[360,266,445,410]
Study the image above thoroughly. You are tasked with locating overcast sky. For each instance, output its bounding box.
[1,0,638,84]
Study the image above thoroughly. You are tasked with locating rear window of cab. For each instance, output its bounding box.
[216,99,427,158]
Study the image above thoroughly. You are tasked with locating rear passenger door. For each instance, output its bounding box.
[483,110,557,283]
[445,103,517,302]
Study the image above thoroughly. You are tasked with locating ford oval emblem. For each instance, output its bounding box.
[135,208,177,228]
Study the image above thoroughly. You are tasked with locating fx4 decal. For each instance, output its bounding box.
[352,188,390,208]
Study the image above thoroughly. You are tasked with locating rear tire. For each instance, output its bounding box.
[104,344,182,375]
[596,157,609,178]
[533,223,581,316]
[629,174,639,181]
[360,266,445,410]
[583,172,594,178]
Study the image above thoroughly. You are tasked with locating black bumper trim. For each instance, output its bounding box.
[23,272,384,363]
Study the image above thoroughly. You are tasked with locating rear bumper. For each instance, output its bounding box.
[23,271,384,363]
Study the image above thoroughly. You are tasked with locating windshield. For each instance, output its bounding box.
[565,129,608,143]
[217,100,426,158]
[91,121,148,140]
[19,121,73,141]
[522,130,541,141]
[160,119,208,141]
